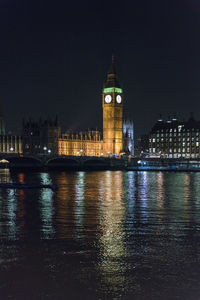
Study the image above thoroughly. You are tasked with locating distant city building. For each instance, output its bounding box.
[149,115,200,158]
[22,117,61,155]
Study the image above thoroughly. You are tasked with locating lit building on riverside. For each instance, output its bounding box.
[59,130,103,156]
[19,58,134,157]
[149,115,200,158]
[58,58,134,157]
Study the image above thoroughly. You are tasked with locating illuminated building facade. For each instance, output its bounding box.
[0,135,22,154]
[59,130,103,156]
[59,58,130,157]
[149,115,200,158]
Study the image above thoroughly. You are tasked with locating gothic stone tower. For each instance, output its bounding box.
[103,57,123,156]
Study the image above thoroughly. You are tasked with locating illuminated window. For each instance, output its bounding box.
[178,125,182,132]
[196,142,199,146]
[153,138,155,142]
[183,149,185,152]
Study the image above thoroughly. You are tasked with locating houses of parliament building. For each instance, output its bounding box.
[58,58,134,157]
[22,58,134,157]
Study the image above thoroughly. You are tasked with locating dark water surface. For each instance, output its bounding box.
[0,170,200,300]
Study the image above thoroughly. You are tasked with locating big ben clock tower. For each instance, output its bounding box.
[103,57,123,156]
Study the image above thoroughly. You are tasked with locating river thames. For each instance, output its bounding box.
[0,170,200,299]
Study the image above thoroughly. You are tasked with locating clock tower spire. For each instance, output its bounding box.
[102,57,123,156]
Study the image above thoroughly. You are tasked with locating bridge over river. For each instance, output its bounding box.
[0,154,126,170]
[1,155,200,171]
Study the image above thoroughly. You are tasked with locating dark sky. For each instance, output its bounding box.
[0,0,200,137]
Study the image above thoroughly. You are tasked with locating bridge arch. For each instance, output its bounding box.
[2,156,43,168]
[82,158,110,170]
[46,157,80,169]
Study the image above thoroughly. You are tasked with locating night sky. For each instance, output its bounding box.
[0,0,200,137]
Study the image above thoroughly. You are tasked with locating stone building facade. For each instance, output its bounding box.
[59,130,103,156]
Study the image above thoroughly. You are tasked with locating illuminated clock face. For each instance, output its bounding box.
[105,95,112,103]
[116,95,122,103]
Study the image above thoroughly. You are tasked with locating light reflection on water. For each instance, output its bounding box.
[98,171,127,295]
[0,170,200,299]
